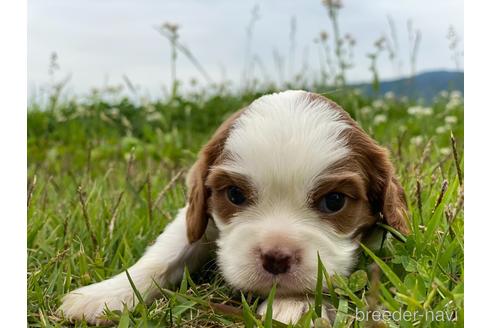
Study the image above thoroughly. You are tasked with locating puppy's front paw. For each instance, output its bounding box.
[257,297,309,324]
[257,297,335,325]
[58,281,136,326]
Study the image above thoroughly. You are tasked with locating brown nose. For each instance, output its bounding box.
[261,250,292,275]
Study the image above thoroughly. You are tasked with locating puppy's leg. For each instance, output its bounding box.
[59,206,213,325]
[257,297,335,325]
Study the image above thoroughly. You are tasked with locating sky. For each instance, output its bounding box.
[28,0,463,97]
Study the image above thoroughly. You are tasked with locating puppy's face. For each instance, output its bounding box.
[185,91,408,296]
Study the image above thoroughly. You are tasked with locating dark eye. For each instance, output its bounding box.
[226,186,247,205]
[318,192,346,213]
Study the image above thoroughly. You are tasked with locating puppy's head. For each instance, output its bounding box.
[186,90,409,295]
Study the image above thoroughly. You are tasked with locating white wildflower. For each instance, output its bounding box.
[440,147,452,156]
[444,115,458,124]
[410,136,424,146]
[421,107,433,116]
[408,106,420,115]
[450,90,462,100]
[384,91,395,100]
[372,99,386,109]
[374,114,387,125]
[439,90,449,98]
[360,106,372,115]
[436,126,448,134]
[446,97,462,110]
[147,112,163,122]
[407,106,433,116]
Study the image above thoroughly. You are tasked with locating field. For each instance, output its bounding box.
[27,86,463,327]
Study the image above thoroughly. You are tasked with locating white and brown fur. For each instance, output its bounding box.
[59,90,409,325]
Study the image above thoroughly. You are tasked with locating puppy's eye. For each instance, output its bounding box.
[226,186,247,205]
[318,192,346,213]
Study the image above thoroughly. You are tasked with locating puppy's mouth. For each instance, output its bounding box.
[243,270,310,296]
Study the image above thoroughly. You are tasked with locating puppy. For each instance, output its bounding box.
[59,90,409,325]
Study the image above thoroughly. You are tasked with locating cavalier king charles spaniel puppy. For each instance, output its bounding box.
[59,90,409,325]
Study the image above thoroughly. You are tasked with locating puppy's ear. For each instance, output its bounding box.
[185,159,211,244]
[346,123,410,236]
[185,110,244,243]
[381,174,409,234]
[366,145,410,235]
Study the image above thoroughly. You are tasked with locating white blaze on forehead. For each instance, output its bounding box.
[222,90,350,198]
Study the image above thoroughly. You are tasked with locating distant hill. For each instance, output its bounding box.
[351,70,464,102]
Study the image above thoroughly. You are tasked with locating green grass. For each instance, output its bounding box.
[27,88,463,327]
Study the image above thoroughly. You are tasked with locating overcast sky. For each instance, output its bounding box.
[28,0,463,97]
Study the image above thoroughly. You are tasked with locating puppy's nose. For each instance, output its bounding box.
[261,250,292,275]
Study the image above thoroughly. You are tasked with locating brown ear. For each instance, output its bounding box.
[366,145,410,235]
[381,175,409,234]
[185,159,211,244]
[185,110,244,243]
[344,122,410,235]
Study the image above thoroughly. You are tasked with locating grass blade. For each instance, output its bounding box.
[332,299,348,328]
[125,270,146,308]
[264,282,277,328]
[359,243,408,295]
[241,293,259,328]
[315,253,324,318]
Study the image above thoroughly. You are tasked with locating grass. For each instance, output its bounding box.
[27,88,463,327]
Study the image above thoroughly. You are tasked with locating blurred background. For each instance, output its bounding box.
[28,0,463,102]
